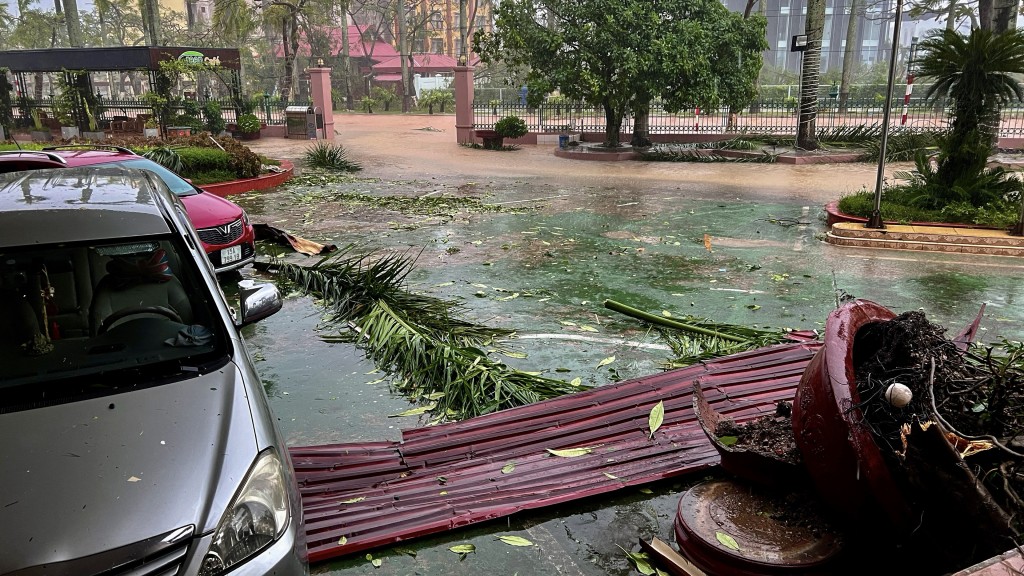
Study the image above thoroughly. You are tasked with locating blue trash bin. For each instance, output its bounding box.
[558,134,569,149]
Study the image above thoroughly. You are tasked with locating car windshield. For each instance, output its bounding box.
[0,235,227,410]
[109,159,199,197]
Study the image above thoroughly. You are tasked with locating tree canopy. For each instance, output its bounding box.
[473,0,766,146]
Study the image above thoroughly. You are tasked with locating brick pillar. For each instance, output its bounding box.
[308,66,336,141]
[454,65,474,144]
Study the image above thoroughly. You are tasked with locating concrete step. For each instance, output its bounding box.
[827,222,1024,256]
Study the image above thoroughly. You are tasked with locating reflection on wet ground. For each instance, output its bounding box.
[232,169,1024,575]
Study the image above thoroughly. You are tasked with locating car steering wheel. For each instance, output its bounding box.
[98,306,183,335]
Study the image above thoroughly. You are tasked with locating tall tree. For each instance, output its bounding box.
[475,0,765,147]
[214,0,257,45]
[796,0,826,149]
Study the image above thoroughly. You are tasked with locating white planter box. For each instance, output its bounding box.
[144,128,159,138]
[31,130,53,142]
[0,125,5,141]
[84,131,106,141]
[61,126,79,139]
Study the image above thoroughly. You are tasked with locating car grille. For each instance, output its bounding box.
[106,541,189,576]
[197,218,244,245]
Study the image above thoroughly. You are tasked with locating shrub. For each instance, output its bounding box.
[495,115,528,139]
[173,113,204,133]
[188,169,239,185]
[176,147,232,174]
[237,113,261,134]
[370,86,397,111]
[202,100,226,134]
[303,140,362,172]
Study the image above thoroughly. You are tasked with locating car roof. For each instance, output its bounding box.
[0,166,174,248]
[41,146,140,167]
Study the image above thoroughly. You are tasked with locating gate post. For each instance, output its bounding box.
[308,66,335,141]
[454,64,474,144]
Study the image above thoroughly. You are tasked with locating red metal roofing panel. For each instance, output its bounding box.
[289,340,821,563]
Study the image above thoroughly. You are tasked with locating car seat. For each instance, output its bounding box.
[89,248,193,335]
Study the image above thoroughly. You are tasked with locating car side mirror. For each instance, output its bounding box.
[238,280,282,326]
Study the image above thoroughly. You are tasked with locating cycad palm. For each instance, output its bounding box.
[918,28,1024,190]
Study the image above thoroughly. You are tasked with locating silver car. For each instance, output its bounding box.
[0,167,308,576]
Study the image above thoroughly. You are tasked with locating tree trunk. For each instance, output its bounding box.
[945,0,957,29]
[280,18,295,99]
[602,101,623,147]
[458,0,466,60]
[796,0,826,150]
[397,0,412,112]
[630,100,651,147]
[838,0,860,114]
[979,0,993,30]
[340,11,354,109]
[742,0,758,18]
[62,0,82,46]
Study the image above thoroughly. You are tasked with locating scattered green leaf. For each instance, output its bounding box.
[449,544,476,555]
[497,535,534,547]
[340,497,366,504]
[597,356,616,368]
[648,400,665,439]
[546,446,596,457]
[716,531,740,550]
[718,435,739,446]
[338,536,348,545]
[390,403,437,417]
[501,462,516,474]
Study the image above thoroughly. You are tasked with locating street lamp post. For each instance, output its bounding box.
[867,0,905,229]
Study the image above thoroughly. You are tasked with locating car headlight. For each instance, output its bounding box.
[241,210,250,227]
[198,449,290,576]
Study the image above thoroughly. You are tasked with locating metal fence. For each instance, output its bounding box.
[11,97,311,129]
[472,97,1024,138]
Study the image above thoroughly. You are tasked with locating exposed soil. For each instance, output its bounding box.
[714,401,801,465]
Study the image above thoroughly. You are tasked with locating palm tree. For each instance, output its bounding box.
[917,28,1024,190]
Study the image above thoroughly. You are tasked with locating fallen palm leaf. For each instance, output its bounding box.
[604,299,795,367]
[271,247,585,420]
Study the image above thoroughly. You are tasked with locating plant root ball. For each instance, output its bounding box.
[885,383,913,408]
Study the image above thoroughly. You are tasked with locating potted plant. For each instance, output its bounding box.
[236,113,261,140]
[488,115,528,150]
[30,109,51,142]
[143,117,159,138]
[82,103,106,141]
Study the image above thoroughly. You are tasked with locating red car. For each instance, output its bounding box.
[0,145,256,273]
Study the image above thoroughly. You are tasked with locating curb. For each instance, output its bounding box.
[201,159,294,197]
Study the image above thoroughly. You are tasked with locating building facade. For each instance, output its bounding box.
[726,0,939,74]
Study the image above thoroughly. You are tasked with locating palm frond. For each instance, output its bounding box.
[604,299,798,368]
[272,247,584,420]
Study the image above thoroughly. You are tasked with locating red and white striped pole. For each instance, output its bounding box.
[900,73,914,125]
[694,107,700,130]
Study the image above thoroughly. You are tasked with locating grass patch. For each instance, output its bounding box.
[837,185,1019,227]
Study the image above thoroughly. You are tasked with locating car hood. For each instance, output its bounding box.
[0,364,258,574]
[180,191,243,229]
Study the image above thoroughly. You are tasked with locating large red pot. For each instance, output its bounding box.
[791,300,912,533]
[791,299,986,535]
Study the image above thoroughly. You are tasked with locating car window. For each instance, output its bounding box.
[0,235,227,410]
[110,159,199,197]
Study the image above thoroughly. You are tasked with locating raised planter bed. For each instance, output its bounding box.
[200,159,294,197]
[825,200,1005,229]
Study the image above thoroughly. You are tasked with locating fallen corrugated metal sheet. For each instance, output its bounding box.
[289,339,822,563]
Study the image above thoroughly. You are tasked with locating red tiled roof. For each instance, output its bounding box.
[272,24,398,60]
[370,53,481,75]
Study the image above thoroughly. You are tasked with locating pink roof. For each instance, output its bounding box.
[273,24,398,60]
[370,53,479,75]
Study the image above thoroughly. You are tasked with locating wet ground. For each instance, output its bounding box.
[232,114,1024,574]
